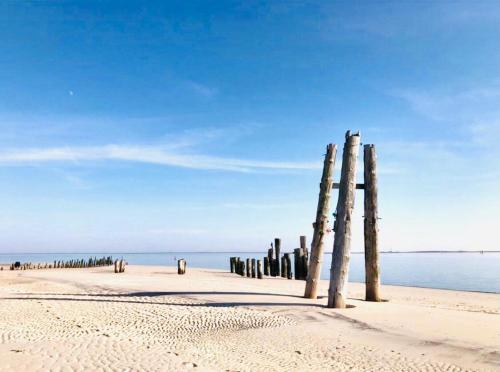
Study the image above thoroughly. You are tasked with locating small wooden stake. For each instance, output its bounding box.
[364,144,381,302]
[178,259,186,275]
[257,260,263,279]
[304,144,337,299]
[328,131,361,308]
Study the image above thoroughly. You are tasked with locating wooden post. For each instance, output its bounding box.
[300,236,308,280]
[304,144,337,298]
[281,256,287,278]
[285,253,292,279]
[178,259,186,275]
[114,259,119,273]
[274,238,281,276]
[257,259,263,279]
[119,259,125,273]
[251,258,256,278]
[293,248,301,280]
[263,257,269,276]
[364,144,381,302]
[240,261,245,276]
[235,257,240,275]
[328,131,361,308]
[230,257,235,273]
[246,258,250,277]
[268,246,276,277]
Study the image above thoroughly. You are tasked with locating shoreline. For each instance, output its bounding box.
[2,263,499,295]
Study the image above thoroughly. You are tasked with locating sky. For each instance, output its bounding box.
[0,1,499,253]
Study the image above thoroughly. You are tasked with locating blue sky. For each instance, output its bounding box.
[0,1,499,253]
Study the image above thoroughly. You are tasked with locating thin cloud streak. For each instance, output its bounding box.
[0,145,321,172]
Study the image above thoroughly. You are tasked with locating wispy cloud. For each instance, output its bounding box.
[0,144,321,172]
[392,85,500,122]
[146,228,209,235]
[184,80,218,98]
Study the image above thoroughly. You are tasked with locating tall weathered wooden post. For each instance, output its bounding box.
[328,131,361,308]
[251,258,256,278]
[304,144,337,299]
[257,259,263,279]
[364,144,381,302]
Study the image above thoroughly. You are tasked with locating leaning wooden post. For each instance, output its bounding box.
[304,144,337,299]
[327,131,361,308]
[364,144,381,302]
[178,259,186,275]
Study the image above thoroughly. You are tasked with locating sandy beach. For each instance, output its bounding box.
[0,265,498,371]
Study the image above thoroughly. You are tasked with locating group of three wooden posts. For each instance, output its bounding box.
[229,130,381,308]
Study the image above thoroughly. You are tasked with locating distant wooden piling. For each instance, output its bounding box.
[257,260,263,279]
[230,257,236,273]
[294,248,302,280]
[268,245,276,277]
[263,257,270,276]
[284,253,292,279]
[281,256,287,278]
[246,258,251,277]
[177,259,186,275]
[114,260,119,273]
[119,259,125,273]
[300,236,308,280]
[305,144,337,299]
[274,238,281,276]
[251,258,256,278]
[328,131,361,308]
[364,144,381,302]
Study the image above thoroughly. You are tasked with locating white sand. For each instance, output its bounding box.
[0,265,498,371]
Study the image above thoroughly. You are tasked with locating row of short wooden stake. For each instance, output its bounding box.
[229,235,310,280]
[8,256,114,271]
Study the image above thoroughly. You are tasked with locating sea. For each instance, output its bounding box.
[1,251,499,294]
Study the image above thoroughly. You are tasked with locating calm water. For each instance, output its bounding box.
[1,252,499,293]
